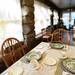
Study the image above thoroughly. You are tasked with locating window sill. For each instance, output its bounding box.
[35,33,42,39]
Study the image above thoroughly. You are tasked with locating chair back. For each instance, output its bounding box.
[51,28,70,45]
[1,37,25,67]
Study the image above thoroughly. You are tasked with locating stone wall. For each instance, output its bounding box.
[21,0,35,49]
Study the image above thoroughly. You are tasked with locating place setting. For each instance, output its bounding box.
[24,51,42,70]
[25,50,57,70]
[57,51,75,75]
[61,58,75,75]
[49,42,68,51]
[50,43,64,49]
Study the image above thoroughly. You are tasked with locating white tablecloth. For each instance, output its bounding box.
[1,42,75,75]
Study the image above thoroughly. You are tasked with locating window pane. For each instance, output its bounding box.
[34,1,52,35]
[53,11,58,25]
[0,0,23,49]
[62,13,69,29]
[71,12,75,25]
[62,12,75,29]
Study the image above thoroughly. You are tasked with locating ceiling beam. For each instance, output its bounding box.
[61,7,75,12]
[37,0,61,12]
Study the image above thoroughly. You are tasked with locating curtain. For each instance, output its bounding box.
[53,11,58,25]
[0,0,23,50]
[34,1,52,35]
[62,13,69,29]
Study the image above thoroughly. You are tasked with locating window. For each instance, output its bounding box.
[62,13,69,29]
[0,0,23,50]
[71,12,75,25]
[53,11,58,25]
[34,1,52,35]
[62,12,75,29]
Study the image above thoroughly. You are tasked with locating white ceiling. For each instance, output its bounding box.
[49,0,75,8]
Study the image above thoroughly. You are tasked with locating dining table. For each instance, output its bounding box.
[1,42,75,75]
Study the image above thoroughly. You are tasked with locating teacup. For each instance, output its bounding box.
[30,59,40,70]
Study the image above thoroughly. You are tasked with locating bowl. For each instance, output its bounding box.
[26,51,41,61]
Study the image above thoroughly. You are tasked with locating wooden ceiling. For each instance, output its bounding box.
[38,0,75,12]
[37,0,61,12]
[49,0,75,8]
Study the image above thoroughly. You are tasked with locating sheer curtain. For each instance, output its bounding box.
[34,1,52,35]
[0,0,23,50]
[62,13,69,29]
[63,12,75,29]
[53,11,58,25]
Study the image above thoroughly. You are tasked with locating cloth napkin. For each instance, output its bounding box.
[54,60,62,75]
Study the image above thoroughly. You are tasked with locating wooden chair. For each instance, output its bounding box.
[41,28,52,42]
[1,37,25,67]
[51,28,70,45]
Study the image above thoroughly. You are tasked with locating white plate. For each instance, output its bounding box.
[63,58,75,73]
[44,57,56,66]
[26,51,41,61]
[7,67,23,75]
[50,43,64,49]
[36,46,43,49]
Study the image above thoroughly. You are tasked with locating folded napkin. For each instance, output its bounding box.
[54,60,62,75]
[7,66,23,75]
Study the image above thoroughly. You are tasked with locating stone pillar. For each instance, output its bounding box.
[21,0,35,49]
